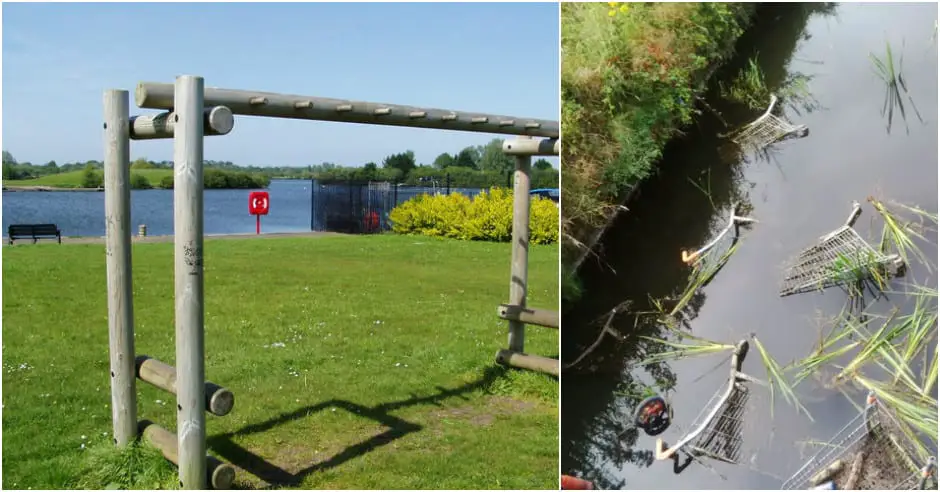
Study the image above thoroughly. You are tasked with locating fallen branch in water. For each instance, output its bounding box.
[564,307,625,370]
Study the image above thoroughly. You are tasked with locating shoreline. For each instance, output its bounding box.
[561,3,760,300]
[3,185,104,192]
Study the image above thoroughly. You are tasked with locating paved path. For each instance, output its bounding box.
[5,230,343,246]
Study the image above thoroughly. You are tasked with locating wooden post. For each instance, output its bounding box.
[139,420,236,490]
[135,82,559,138]
[508,140,532,353]
[495,350,559,377]
[135,355,235,416]
[174,75,207,490]
[502,138,560,156]
[104,89,138,447]
[130,106,235,140]
[497,304,559,329]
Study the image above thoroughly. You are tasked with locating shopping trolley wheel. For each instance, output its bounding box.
[634,395,672,436]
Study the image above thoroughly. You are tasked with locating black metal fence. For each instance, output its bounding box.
[310,177,484,234]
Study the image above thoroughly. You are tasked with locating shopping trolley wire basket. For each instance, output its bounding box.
[655,339,763,466]
[781,391,937,490]
[780,201,905,297]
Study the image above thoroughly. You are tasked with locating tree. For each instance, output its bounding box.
[382,150,417,175]
[432,153,455,169]
[362,162,379,180]
[129,173,152,189]
[2,151,17,167]
[131,157,153,169]
[81,163,103,188]
[534,158,553,171]
[478,138,514,173]
[453,147,479,168]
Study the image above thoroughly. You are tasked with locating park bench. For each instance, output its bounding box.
[8,224,62,245]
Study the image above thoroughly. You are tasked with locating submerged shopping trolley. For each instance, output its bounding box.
[730,94,809,154]
[781,392,937,490]
[653,340,763,468]
[780,201,906,297]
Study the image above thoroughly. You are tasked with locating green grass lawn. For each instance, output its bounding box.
[4,169,172,188]
[2,234,559,489]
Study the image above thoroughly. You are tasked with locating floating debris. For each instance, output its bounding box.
[780,201,905,297]
[634,395,673,436]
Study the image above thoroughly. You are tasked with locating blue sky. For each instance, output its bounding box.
[2,2,559,168]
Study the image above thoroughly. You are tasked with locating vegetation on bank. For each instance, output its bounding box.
[2,136,559,191]
[310,139,558,189]
[390,188,559,245]
[5,166,270,190]
[560,2,756,294]
[4,154,270,190]
[2,235,558,489]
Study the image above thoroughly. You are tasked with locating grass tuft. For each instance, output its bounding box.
[70,441,177,490]
[869,39,924,134]
[870,196,935,272]
[637,331,736,367]
[750,334,813,421]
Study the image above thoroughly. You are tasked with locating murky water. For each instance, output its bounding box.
[562,3,938,489]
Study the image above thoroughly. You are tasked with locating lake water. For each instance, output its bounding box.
[562,3,938,489]
[2,179,485,238]
[2,179,312,237]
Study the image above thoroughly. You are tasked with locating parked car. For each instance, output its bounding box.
[530,188,560,206]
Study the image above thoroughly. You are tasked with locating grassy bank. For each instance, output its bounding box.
[560,2,756,299]
[2,235,558,489]
[4,168,270,190]
[5,169,171,189]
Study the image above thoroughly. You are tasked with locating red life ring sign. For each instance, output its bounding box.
[249,191,270,216]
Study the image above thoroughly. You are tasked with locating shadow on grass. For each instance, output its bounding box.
[209,366,513,488]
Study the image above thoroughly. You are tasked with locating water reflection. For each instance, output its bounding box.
[562,2,939,489]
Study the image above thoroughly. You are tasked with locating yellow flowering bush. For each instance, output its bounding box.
[390,187,558,244]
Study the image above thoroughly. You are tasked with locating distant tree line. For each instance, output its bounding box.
[2,137,559,190]
[3,152,270,189]
[2,150,97,180]
[312,138,559,189]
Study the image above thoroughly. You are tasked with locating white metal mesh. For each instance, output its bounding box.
[731,95,807,152]
[780,226,894,296]
[689,382,749,463]
[781,396,930,490]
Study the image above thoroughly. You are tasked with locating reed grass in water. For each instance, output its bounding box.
[642,198,936,463]
[869,40,924,135]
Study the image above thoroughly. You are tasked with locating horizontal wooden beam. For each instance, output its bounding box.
[135,355,234,416]
[138,420,235,490]
[495,349,559,377]
[129,106,234,140]
[502,138,559,156]
[497,304,559,329]
[135,82,558,138]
